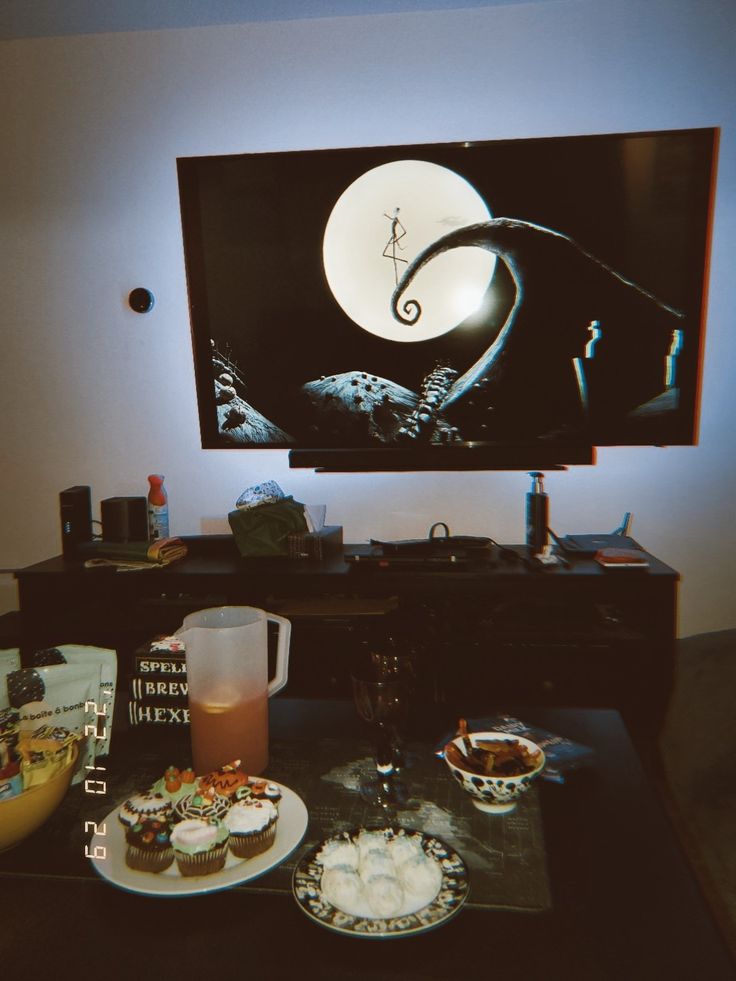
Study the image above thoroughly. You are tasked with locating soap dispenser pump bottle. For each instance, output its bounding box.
[526,472,548,556]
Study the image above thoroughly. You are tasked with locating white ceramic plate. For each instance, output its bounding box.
[293,827,469,938]
[89,781,308,897]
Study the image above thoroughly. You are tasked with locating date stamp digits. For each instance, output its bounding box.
[84,820,107,859]
[83,698,109,860]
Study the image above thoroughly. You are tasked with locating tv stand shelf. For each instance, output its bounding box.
[14,536,678,740]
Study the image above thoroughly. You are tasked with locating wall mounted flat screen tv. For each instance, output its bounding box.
[177,127,717,471]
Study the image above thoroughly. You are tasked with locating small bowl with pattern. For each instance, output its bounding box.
[443,731,545,814]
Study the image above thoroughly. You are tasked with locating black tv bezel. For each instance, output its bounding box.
[177,127,717,472]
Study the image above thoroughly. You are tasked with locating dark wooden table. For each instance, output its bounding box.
[1,699,732,979]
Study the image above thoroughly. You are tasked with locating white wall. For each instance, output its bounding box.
[1,0,734,636]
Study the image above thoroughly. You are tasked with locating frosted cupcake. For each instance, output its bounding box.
[151,766,197,804]
[238,779,282,809]
[198,760,249,799]
[173,787,231,824]
[224,798,278,859]
[124,817,174,873]
[118,791,172,827]
[170,818,229,876]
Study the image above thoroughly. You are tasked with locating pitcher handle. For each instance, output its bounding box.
[266,613,291,697]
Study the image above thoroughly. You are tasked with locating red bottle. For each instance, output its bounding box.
[147,474,169,541]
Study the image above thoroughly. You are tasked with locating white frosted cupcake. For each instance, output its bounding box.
[118,791,172,827]
[224,798,278,859]
[170,818,229,876]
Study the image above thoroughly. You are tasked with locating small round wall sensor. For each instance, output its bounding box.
[128,287,155,313]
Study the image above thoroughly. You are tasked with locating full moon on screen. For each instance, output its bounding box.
[322,159,496,343]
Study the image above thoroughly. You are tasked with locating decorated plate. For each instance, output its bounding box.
[292,827,469,938]
[89,780,308,897]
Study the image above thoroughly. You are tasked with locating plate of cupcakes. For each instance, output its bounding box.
[88,761,308,897]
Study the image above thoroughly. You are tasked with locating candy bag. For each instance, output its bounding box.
[31,645,117,756]
[6,663,99,785]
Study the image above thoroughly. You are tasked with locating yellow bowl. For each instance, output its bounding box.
[0,743,79,852]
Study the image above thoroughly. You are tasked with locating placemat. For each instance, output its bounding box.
[258,735,550,912]
[0,735,550,912]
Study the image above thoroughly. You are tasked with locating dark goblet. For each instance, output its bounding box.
[351,657,411,807]
[364,649,418,771]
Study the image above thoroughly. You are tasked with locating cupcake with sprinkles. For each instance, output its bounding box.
[124,816,174,873]
[173,786,231,824]
[118,791,172,828]
[224,798,278,859]
[170,818,229,877]
[234,779,282,809]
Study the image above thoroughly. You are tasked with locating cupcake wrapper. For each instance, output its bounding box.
[228,821,277,859]
[125,844,174,874]
[174,841,228,877]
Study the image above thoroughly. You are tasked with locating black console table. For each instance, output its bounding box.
[14,537,678,741]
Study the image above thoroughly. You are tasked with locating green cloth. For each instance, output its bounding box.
[77,538,187,564]
[228,496,308,557]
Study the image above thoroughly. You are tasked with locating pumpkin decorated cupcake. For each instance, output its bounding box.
[224,798,278,859]
[170,818,229,876]
[198,760,249,799]
[151,765,197,804]
[124,816,174,873]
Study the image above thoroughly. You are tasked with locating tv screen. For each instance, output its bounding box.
[177,127,716,470]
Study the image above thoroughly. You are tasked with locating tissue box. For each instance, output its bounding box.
[287,525,343,560]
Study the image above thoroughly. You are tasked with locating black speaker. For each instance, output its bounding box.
[59,486,92,558]
[101,497,149,543]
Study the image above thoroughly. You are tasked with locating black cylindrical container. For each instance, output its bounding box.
[526,472,548,555]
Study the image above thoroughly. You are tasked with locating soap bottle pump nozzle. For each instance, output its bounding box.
[529,471,545,494]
